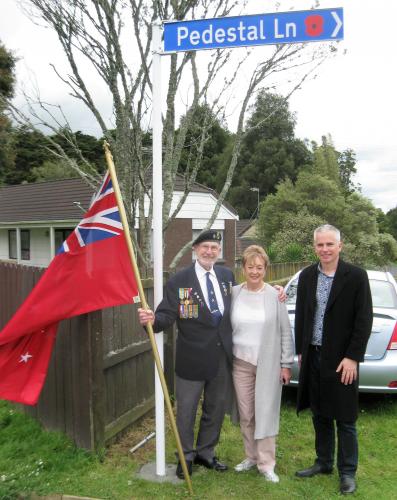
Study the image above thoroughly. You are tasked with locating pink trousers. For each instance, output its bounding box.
[233,357,276,473]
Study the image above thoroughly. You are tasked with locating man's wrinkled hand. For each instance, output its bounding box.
[274,285,286,303]
[137,308,155,326]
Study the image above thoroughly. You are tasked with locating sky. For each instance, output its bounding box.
[1,0,396,213]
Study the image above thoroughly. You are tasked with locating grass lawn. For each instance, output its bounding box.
[0,390,396,499]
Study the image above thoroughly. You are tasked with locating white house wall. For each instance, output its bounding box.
[137,191,237,224]
[28,228,52,267]
[171,192,236,220]
[0,228,51,267]
[192,219,224,230]
[0,230,9,261]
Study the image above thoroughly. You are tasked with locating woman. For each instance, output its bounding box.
[231,245,294,483]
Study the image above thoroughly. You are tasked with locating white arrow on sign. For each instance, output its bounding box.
[331,11,343,38]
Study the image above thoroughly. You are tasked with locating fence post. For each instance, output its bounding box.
[88,310,106,451]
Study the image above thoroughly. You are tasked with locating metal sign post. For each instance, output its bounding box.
[151,21,166,477]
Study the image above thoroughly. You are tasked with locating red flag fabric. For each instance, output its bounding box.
[0,173,139,405]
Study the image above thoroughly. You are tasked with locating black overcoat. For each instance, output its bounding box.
[153,263,235,381]
[295,260,373,421]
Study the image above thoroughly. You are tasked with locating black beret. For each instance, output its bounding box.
[193,230,222,246]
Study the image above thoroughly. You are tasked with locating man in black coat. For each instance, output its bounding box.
[294,224,373,495]
[138,230,235,479]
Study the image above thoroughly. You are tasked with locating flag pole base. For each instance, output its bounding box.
[136,462,185,484]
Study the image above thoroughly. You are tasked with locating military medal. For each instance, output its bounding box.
[179,287,196,318]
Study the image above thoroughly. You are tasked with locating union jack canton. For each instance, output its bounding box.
[58,173,123,254]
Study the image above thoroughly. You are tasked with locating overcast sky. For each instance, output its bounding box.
[1,0,396,213]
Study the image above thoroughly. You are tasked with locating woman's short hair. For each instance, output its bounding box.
[242,245,269,268]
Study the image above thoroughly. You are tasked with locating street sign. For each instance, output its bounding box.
[163,8,343,53]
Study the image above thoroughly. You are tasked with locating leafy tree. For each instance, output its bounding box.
[0,115,15,183]
[225,91,312,218]
[342,192,378,238]
[4,126,105,184]
[31,160,77,181]
[4,126,50,184]
[283,243,304,262]
[0,42,15,100]
[377,233,397,264]
[256,177,299,244]
[376,208,390,234]
[268,209,323,262]
[0,41,17,183]
[385,207,397,240]
[338,148,359,194]
[342,232,397,268]
[257,172,345,245]
[52,130,105,174]
[257,140,396,266]
[310,135,340,185]
[178,105,232,190]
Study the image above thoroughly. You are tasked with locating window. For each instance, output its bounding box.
[20,230,30,260]
[192,229,224,261]
[55,228,74,251]
[8,230,17,259]
[369,280,397,309]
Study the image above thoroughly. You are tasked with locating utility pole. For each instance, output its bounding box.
[250,187,260,218]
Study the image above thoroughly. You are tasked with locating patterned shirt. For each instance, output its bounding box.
[311,265,335,346]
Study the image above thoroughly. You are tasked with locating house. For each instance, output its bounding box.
[0,177,238,270]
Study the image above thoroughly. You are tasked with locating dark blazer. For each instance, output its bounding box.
[153,263,235,381]
[295,260,373,421]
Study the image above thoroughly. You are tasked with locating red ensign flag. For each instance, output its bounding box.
[0,173,139,405]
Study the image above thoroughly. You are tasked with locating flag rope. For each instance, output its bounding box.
[103,142,193,495]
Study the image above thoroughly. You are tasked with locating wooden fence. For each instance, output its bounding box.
[0,262,175,450]
[235,261,311,284]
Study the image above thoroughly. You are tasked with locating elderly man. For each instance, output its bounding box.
[294,224,373,495]
[138,230,235,479]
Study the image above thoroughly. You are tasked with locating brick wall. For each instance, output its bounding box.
[222,219,236,269]
[163,218,236,271]
[164,218,193,270]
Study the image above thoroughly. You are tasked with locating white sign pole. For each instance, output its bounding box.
[151,20,166,476]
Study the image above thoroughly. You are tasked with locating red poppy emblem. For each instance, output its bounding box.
[304,15,324,37]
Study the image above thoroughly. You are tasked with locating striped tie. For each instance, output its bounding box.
[206,272,222,325]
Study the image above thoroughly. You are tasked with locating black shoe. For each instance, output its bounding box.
[340,476,356,495]
[176,460,192,479]
[194,455,228,472]
[295,462,333,478]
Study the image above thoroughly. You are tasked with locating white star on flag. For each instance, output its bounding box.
[19,352,33,363]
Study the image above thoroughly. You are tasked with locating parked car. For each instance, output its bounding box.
[285,269,397,393]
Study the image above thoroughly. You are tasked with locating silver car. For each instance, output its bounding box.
[285,269,397,393]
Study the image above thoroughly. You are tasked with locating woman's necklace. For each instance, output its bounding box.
[244,282,266,293]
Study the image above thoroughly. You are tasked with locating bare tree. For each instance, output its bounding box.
[17,0,335,271]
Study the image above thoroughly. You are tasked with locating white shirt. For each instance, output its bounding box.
[195,261,225,314]
[231,286,266,366]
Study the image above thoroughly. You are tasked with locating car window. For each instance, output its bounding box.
[369,279,397,309]
[286,277,299,305]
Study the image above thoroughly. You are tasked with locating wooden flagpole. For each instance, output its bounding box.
[103,142,193,495]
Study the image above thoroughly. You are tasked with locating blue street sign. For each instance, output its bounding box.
[163,8,343,53]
